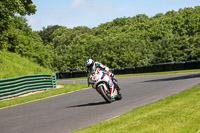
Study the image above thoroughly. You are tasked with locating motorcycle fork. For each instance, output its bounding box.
[97,84,108,93]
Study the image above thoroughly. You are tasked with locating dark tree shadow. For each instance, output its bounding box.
[144,73,200,82]
[66,101,108,108]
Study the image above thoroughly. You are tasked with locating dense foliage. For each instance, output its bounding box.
[1,1,200,72]
[0,0,50,68]
[39,6,200,72]
[0,0,36,33]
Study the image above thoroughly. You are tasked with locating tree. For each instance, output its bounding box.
[0,0,36,50]
[2,16,50,68]
[0,0,36,32]
[38,25,62,45]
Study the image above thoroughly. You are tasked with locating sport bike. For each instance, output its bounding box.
[88,68,122,103]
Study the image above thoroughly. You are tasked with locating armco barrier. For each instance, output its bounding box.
[185,61,198,69]
[135,66,145,73]
[56,72,72,79]
[152,63,165,72]
[142,65,153,73]
[114,68,125,74]
[163,62,174,71]
[0,74,57,100]
[56,71,87,79]
[197,61,200,69]
[124,67,135,74]
[72,71,87,78]
[173,62,185,70]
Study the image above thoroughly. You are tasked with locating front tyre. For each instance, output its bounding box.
[112,78,122,100]
[115,90,122,100]
[99,85,112,103]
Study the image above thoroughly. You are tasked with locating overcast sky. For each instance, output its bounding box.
[26,0,200,31]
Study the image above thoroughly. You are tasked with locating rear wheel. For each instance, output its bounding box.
[99,85,112,103]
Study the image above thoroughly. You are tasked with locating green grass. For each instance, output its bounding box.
[0,83,88,108]
[0,50,52,79]
[73,84,200,133]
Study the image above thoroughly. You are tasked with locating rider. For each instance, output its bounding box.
[86,59,120,90]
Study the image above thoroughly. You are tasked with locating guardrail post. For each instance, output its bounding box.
[52,73,57,88]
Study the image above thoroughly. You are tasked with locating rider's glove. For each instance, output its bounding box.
[107,72,114,77]
[110,73,114,77]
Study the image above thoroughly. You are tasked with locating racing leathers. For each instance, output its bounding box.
[87,62,119,90]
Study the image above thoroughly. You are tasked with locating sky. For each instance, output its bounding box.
[26,0,200,31]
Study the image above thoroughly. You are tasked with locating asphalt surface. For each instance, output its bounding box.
[1,72,200,133]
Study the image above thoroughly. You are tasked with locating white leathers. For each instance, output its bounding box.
[86,59,109,74]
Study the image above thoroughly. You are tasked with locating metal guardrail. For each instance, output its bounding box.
[0,73,57,100]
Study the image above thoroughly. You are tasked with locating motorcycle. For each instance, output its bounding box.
[88,68,122,103]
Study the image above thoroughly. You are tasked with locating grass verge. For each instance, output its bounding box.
[0,50,52,79]
[73,84,200,133]
[0,83,88,108]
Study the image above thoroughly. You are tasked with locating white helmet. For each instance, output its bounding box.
[86,59,94,69]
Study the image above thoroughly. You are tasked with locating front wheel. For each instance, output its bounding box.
[115,90,122,100]
[99,85,112,103]
[112,78,122,100]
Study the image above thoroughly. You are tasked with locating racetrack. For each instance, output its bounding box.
[0,72,200,133]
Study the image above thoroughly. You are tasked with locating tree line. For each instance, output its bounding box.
[0,1,200,72]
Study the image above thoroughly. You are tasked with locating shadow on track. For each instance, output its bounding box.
[144,73,200,82]
[66,101,108,108]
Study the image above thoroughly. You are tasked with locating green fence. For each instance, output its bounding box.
[0,73,57,100]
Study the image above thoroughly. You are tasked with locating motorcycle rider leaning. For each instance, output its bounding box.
[86,59,120,90]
